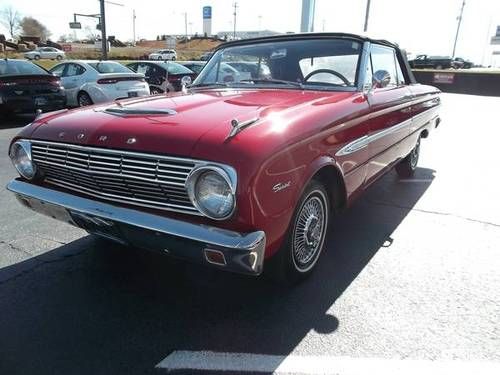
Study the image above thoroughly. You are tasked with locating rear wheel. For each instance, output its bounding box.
[268,180,331,284]
[396,136,421,178]
[34,55,40,60]
[77,92,93,107]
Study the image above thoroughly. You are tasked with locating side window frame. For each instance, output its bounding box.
[370,44,399,89]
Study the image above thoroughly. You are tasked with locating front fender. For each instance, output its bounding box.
[248,152,345,258]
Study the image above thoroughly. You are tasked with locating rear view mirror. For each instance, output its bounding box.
[372,70,391,89]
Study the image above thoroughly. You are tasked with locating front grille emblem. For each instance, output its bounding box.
[126,137,137,144]
[77,133,85,140]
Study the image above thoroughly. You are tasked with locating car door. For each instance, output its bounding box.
[62,63,86,105]
[365,44,414,184]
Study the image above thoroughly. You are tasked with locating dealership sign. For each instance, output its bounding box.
[433,73,455,84]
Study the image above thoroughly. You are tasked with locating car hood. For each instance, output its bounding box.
[28,89,356,158]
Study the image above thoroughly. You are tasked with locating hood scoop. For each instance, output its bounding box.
[104,107,177,117]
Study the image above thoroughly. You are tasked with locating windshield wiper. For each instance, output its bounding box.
[239,78,304,89]
[189,82,230,89]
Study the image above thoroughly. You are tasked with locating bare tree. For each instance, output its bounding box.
[84,25,99,42]
[20,16,51,41]
[0,6,21,39]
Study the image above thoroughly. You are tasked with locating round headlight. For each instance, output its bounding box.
[186,166,236,220]
[9,140,37,180]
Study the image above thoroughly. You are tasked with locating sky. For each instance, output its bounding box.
[1,0,499,64]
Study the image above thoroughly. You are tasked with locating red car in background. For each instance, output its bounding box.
[7,33,440,283]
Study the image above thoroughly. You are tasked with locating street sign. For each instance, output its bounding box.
[166,37,176,49]
[69,22,82,29]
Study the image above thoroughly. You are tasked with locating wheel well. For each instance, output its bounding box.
[312,165,347,212]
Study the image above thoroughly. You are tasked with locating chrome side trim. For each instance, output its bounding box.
[336,119,411,157]
[335,104,439,157]
[7,179,265,275]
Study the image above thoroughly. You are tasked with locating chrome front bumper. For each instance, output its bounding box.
[7,179,266,275]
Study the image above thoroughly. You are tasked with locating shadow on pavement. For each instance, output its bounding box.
[0,114,35,129]
[0,168,435,375]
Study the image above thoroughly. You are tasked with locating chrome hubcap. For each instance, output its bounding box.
[293,194,326,270]
[410,139,420,169]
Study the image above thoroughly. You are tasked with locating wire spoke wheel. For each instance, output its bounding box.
[410,138,420,169]
[292,191,328,272]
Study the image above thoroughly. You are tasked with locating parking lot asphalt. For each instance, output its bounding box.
[0,94,499,374]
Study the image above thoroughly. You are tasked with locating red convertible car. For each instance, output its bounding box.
[7,33,440,283]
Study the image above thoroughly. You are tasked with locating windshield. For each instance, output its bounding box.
[193,38,362,90]
[164,62,193,74]
[88,62,133,74]
[0,60,48,76]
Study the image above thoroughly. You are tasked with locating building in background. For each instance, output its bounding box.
[203,6,212,37]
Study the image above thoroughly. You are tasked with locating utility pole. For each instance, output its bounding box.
[132,9,136,45]
[258,15,262,30]
[452,0,466,58]
[132,9,136,46]
[184,12,188,43]
[99,0,107,59]
[363,0,371,32]
[233,2,238,39]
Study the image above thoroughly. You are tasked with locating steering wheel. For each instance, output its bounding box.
[303,69,350,86]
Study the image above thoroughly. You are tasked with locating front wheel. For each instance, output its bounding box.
[396,136,421,178]
[269,180,330,284]
[56,55,63,61]
[34,55,40,60]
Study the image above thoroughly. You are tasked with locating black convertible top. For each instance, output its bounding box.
[215,32,399,51]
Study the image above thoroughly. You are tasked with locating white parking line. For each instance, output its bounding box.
[156,351,500,374]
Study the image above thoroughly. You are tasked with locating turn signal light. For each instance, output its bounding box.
[204,249,227,266]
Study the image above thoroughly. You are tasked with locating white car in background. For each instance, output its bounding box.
[49,60,149,107]
[24,47,66,61]
[148,49,177,61]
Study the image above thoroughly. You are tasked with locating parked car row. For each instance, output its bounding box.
[1,59,203,117]
[409,54,473,69]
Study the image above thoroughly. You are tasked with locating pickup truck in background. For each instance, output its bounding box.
[409,55,474,69]
[409,55,454,69]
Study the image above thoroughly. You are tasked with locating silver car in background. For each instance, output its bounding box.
[49,60,149,107]
[24,47,66,61]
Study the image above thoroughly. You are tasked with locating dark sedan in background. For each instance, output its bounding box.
[126,61,196,94]
[0,59,66,118]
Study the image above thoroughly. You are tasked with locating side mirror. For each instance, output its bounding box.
[372,70,391,89]
[181,75,192,87]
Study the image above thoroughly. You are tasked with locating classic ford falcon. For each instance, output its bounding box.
[7,33,440,283]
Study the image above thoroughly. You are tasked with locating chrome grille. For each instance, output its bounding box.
[30,140,202,215]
